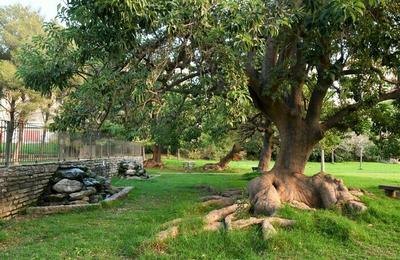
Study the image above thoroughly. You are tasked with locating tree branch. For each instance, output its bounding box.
[322,88,400,131]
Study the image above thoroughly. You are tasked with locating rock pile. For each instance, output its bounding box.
[118,160,149,180]
[39,166,121,206]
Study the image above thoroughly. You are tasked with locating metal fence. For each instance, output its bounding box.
[0,120,143,166]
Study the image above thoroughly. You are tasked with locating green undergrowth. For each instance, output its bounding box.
[0,160,399,259]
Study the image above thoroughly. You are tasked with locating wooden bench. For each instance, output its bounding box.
[378,185,400,198]
[183,161,195,172]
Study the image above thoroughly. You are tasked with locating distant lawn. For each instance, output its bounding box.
[1,159,399,259]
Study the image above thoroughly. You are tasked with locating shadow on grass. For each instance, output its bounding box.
[241,172,263,181]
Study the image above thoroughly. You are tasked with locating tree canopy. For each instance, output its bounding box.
[15,0,400,214]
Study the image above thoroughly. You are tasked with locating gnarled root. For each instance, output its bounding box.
[200,187,245,207]
[156,226,179,242]
[157,187,295,242]
[203,163,224,171]
[248,170,367,216]
[201,197,236,207]
[204,203,241,230]
[203,203,294,240]
[143,159,164,168]
[288,200,316,211]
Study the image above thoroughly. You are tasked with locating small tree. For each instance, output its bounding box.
[0,4,46,163]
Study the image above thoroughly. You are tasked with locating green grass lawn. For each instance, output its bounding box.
[1,159,400,259]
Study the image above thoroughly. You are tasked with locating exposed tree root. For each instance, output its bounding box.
[156,226,179,242]
[221,189,244,197]
[203,163,224,171]
[262,221,277,240]
[199,189,295,239]
[194,185,218,194]
[201,201,294,240]
[156,181,370,244]
[203,144,243,171]
[201,197,235,207]
[160,218,183,229]
[288,200,316,211]
[248,171,368,216]
[143,159,164,168]
[204,204,240,224]
[200,195,226,201]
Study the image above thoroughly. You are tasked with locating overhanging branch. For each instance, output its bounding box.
[321,88,400,131]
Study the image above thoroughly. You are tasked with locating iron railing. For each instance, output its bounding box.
[0,120,143,166]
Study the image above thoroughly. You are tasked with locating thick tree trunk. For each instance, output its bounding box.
[248,120,366,215]
[203,144,243,171]
[143,144,163,168]
[258,127,274,172]
[152,144,162,163]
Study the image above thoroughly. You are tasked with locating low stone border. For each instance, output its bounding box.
[26,187,133,216]
[103,187,133,202]
[125,174,161,180]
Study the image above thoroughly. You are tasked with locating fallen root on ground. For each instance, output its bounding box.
[202,203,295,239]
[155,185,373,243]
[156,226,179,242]
[156,187,295,242]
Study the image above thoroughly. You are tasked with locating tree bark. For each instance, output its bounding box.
[248,119,365,215]
[152,144,162,163]
[143,144,163,168]
[258,126,274,172]
[203,144,243,171]
[244,34,367,215]
[331,149,335,163]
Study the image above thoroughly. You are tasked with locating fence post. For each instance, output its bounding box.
[89,133,93,159]
[57,132,61,161]
[107,138,110,158]
[4,120,14,167]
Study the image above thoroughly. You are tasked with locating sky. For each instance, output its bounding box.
[0,0,64,21]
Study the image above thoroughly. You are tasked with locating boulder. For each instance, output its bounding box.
[55,167,87,180]
[86,170,97,178]
[53,179,83,193]
[69,200,89,205]
[126,169,136,176]
[127,176,142,180]
[82,178,101,187]
[89,194,102,203]
[44,193,67,202]
[118,160,148,178]
[69,187,97,200]
[58,165,89,172]
[105,187,121,195]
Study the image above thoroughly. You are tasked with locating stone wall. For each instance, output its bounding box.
[0,157,142,219]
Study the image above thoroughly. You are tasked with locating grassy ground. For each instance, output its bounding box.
[0,159,399,259]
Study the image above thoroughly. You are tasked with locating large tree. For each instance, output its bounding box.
[18,0,400,214]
